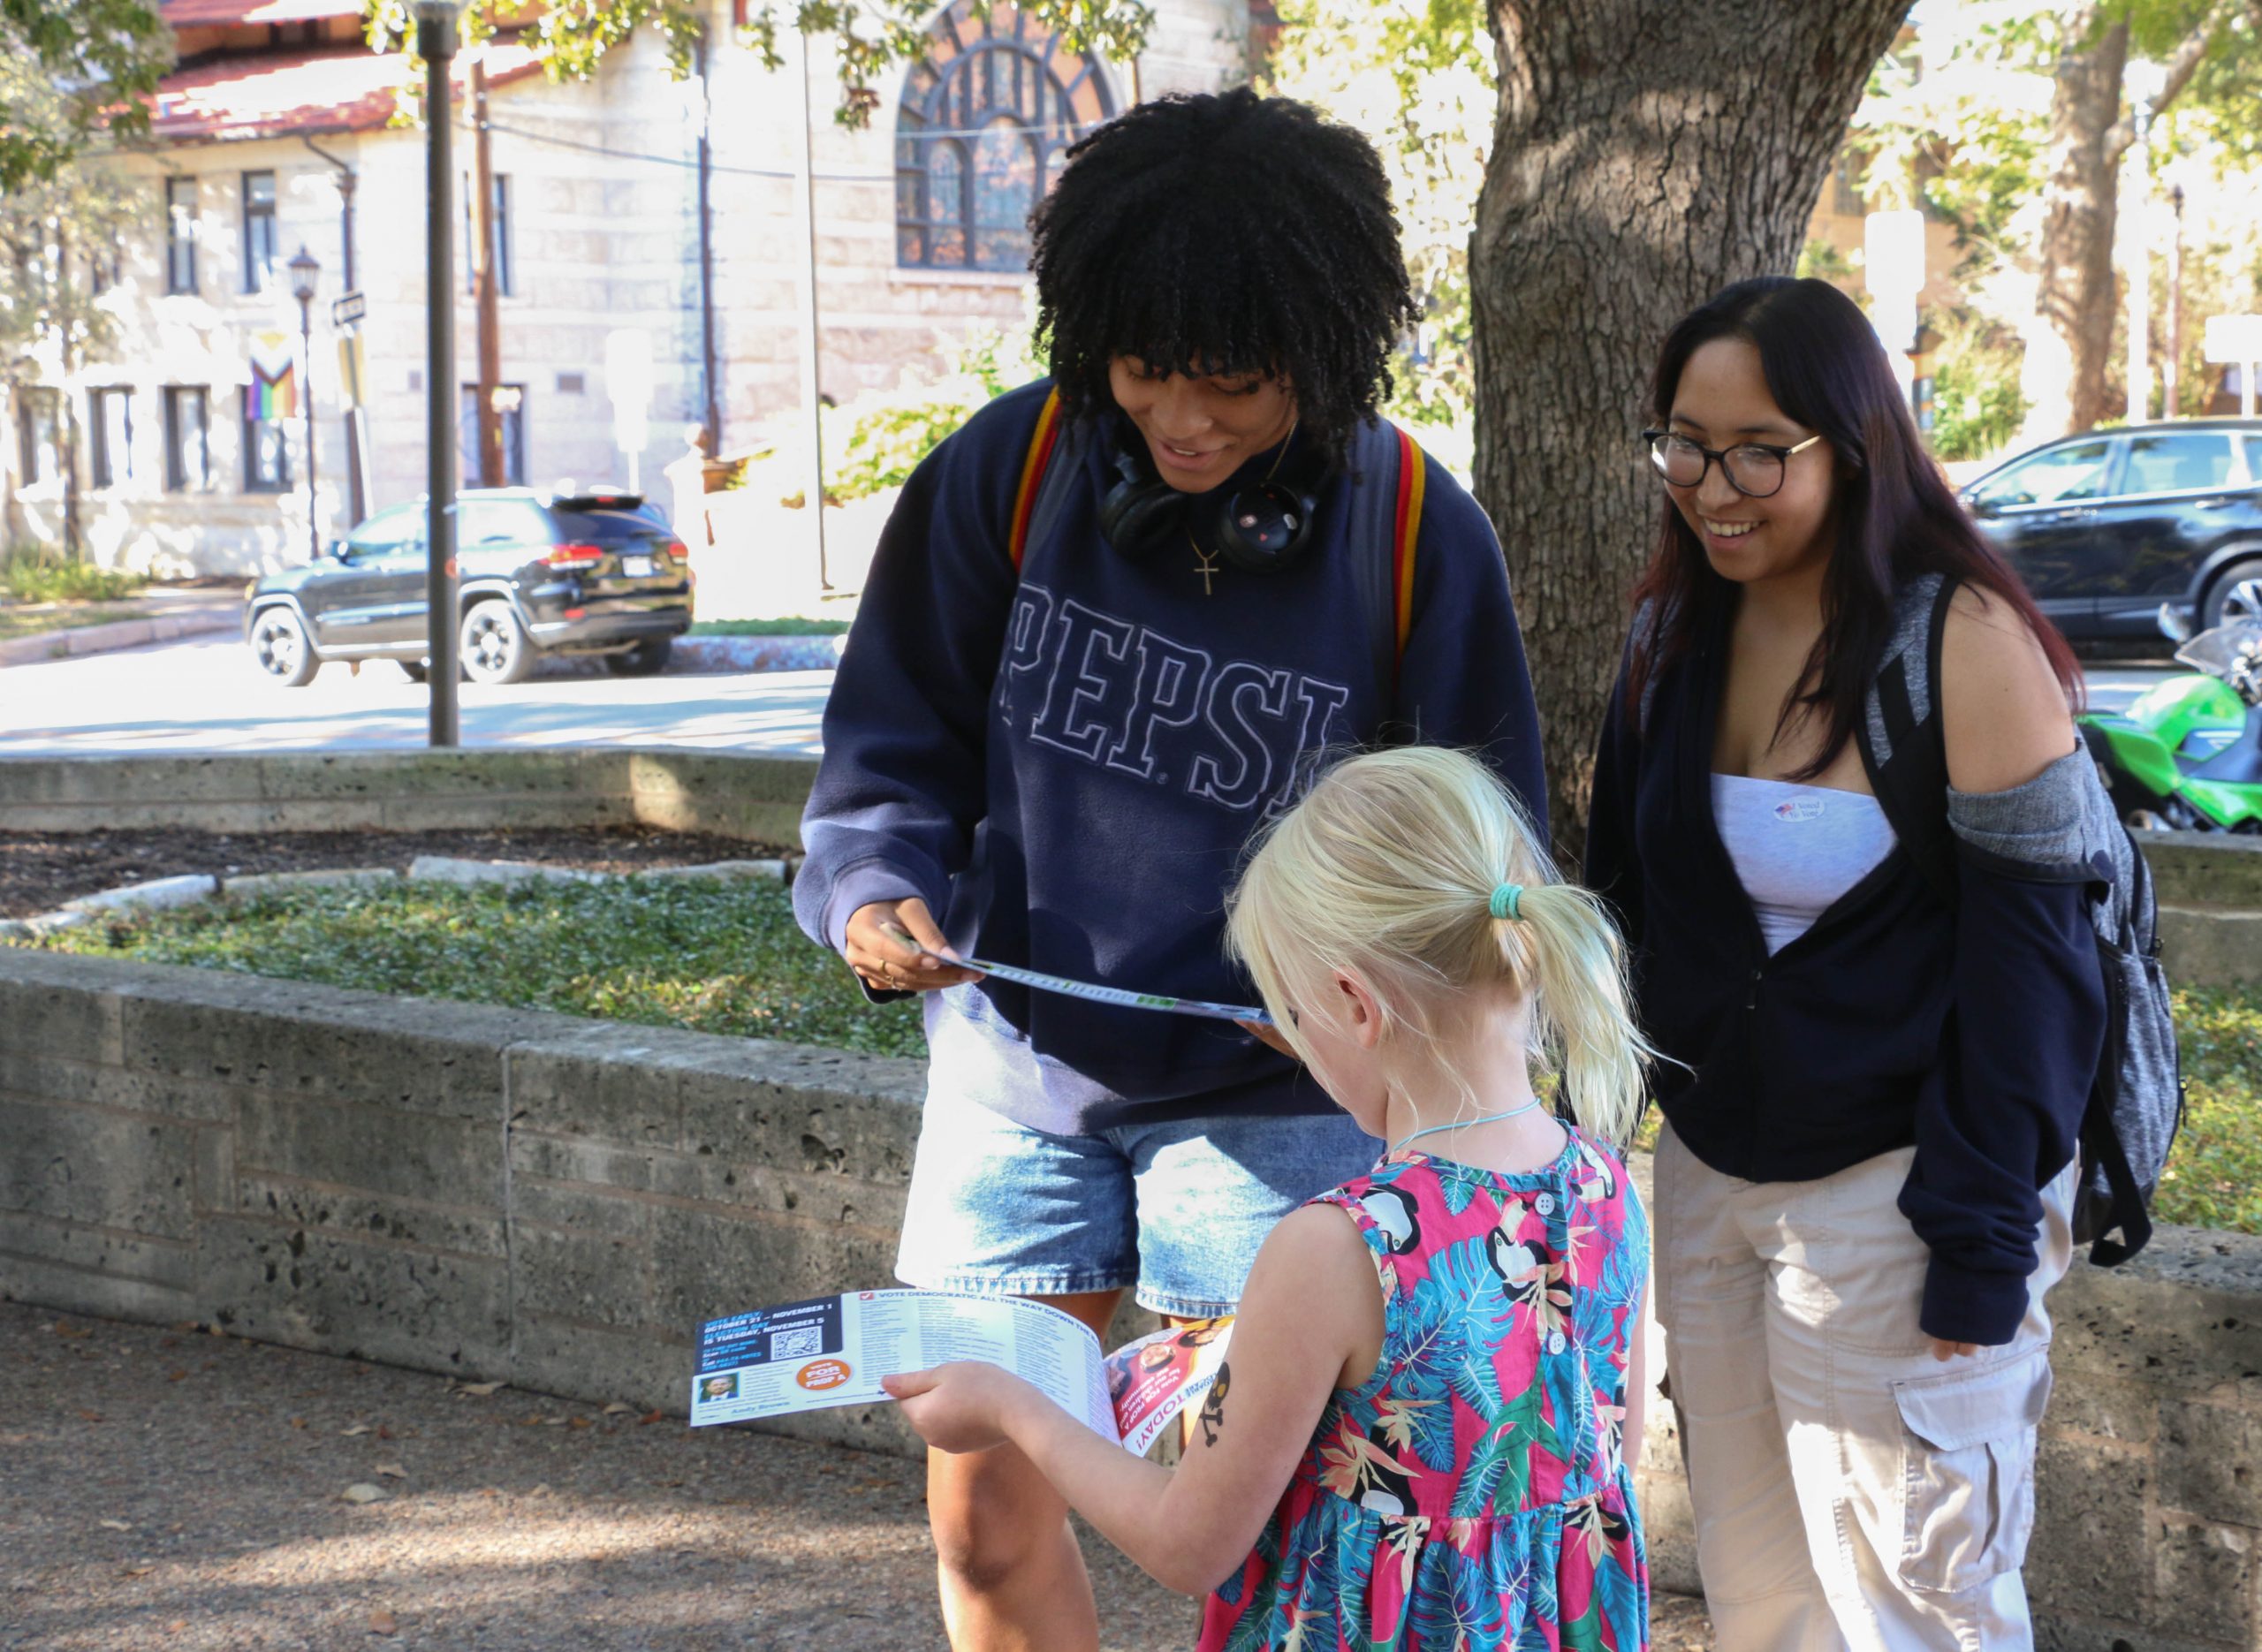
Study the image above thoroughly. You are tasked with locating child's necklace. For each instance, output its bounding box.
[1388,1098,1544,1159]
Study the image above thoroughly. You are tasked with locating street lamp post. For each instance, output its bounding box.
[415,0,466,748]
[287,246,322,565]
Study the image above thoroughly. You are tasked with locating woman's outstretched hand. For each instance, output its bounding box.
[883,1362,1031,1454]
[844,897,983,995]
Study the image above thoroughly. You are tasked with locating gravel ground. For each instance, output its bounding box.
[0,827,792,920]
[0,1302,1715,1649]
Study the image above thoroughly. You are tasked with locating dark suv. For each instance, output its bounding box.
[244,487,694,686]
[1962,419,2262,641]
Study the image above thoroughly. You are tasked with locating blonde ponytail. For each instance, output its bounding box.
[1226,746,1654,1148]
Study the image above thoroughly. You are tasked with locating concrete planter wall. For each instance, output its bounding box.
[0,749,820,845]
[4,946,2262,1648]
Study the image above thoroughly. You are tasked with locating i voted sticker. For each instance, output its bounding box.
[1773,798,1826,822]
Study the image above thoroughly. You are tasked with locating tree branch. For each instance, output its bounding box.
[2106,0,2234,160]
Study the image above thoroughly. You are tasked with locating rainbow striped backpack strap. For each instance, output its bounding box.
[1005,390,1421,681]
[1006,388,1070,572]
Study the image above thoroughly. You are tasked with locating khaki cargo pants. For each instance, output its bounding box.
[1653,1123,2075,1652]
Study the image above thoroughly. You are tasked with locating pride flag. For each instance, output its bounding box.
[247,332,297,421]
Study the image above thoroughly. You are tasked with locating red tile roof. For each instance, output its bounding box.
[161,0,361,27]
[147,42,543,142]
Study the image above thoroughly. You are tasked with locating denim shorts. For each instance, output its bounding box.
[894,1080,1381,1319]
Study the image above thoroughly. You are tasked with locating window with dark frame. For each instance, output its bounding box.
[895,4,1112,272]
[242,171,278,293]
[459,383,527,486]
[1833,153,1866,218]
[165,177,198,295]
[89,389,133,489]
[15,389,60,485]
[15,387,61,481]
[463,172,513,298]
[163,386,211,493]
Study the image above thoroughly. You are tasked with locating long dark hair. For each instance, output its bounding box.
[1628,277,2082,775]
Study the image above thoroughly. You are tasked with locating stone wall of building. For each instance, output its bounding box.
[4,0,1255,573]
[4,943,2262,1647]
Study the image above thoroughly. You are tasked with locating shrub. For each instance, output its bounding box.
[1927,311,2028,464]
[0,549,147,604]
[826,323,1045,503]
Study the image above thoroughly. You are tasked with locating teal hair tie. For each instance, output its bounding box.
[1489,883,1523,921]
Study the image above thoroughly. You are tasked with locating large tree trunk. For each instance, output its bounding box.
[2030,6,2128,441]
[1472,0,1912,853]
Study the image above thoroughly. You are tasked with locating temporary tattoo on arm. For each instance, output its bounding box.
[1196,1362,1231,1447]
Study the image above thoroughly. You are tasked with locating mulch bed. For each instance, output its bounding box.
[0,825,793,920]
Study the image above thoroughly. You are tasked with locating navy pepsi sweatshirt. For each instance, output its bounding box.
[793,379,1547,1133]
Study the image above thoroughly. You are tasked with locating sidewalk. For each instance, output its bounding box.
[0,1301,1712,1650]
[0,587,239,669]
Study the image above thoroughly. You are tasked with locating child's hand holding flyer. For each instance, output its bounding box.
[689,1289,1231,1456]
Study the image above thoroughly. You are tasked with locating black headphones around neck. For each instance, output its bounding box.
[1096,420,1329,577]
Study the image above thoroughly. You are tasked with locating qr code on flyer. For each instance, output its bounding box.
[769,1326,823,1360]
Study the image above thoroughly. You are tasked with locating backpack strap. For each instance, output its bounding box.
[1389,425,1423,677]
[1862,572,1962,911]
[1007,394,1420,681]
[1007,388,1068,571]
[1344,415,1417,693]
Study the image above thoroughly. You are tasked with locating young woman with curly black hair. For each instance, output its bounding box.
[793,87,1547,1648]
[1585,276,2109,1648]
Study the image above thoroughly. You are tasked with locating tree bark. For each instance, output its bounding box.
[2031,7,2128,438]
[1472,0,1912,853]
[2029,3,2226,440]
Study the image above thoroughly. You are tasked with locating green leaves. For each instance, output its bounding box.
[0,0,171,191]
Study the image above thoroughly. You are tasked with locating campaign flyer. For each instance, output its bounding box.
[690,1289,1114,1439]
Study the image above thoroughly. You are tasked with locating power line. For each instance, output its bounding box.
[474,114,1101,181]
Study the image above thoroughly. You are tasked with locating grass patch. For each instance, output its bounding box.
[0,604,148,642]
[15,883,2260,1236]
[23,876,923,1061]
[0,552,148,604]
[688,618,851,637]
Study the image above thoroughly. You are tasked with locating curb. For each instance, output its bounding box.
[0,611,839,675]
[6,855,804,935]
[0,606,238,668]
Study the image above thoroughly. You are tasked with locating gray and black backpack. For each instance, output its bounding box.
[1863,573,2184,1265]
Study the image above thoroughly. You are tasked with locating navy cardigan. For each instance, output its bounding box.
[1584,592,2106,1345]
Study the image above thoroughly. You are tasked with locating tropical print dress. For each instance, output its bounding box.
[1198,1126,1650,1652]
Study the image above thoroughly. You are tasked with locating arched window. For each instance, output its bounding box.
[896,3,1115,272]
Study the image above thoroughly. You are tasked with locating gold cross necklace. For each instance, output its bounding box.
[1189,531,1220,597]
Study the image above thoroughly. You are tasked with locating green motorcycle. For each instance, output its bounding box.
[2081,605,2262,833]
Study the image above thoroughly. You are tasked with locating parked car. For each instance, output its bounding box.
[1961,419,2262,642]
[243,487,694,687]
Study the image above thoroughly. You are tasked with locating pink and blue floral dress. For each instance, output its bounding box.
[1199,1126,1650,1651]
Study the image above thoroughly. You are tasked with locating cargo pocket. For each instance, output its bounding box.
[1892,1345,2053,1595]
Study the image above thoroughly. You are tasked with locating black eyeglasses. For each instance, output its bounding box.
[1642,429,1824,499]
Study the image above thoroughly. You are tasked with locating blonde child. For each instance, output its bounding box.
[885,746,1655,1650]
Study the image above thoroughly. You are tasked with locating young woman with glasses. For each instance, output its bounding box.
[1585,276,2108,1649]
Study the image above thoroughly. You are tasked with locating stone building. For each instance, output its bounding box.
[3,0,1249,576]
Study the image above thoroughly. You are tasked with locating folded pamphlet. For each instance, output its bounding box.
[689,1289,1232,1455]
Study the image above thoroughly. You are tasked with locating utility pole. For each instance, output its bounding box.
[416,0,464,749]
[2166,184,2185,420]
[470,57,504,489]
[793,29,830,590]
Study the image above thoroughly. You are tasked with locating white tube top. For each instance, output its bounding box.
[1710,774,1896,954]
